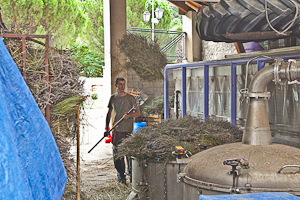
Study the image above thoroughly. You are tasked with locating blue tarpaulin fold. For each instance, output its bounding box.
[0,38,67,199]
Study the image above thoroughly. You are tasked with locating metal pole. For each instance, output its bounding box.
[22,36,26,79]
[231,63,237,125]
[257,60,264,71]
[152,0,154,41]
[182,67,186,117]
[45,35,50,126]
[164,67,169,120]
[77,106,80,200]
[204,65,209,119]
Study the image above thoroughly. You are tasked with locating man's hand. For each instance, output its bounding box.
[123,113,130,119]
[104,131,110,137]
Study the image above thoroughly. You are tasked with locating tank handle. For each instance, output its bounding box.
[277,165,300,173]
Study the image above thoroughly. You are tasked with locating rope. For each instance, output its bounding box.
[240,56,274,96]
[265,0,299,36]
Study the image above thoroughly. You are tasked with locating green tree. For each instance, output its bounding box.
[127,0,173,30]
[82,0,104,58]
[70,45,104,77]
[0,0,87,47]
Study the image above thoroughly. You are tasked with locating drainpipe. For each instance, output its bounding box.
[243,58,300,145]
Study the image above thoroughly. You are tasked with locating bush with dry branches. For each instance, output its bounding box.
[118,34,167,81]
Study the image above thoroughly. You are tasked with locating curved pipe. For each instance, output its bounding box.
[244,61,300,145]
[249,65,274,93]
[243,64,278,145]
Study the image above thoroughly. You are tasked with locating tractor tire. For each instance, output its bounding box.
[196,0,300,43]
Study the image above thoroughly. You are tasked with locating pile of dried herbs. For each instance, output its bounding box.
[117,115,243,160]
[117,34,167,81]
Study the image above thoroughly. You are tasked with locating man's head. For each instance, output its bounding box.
[115,78,126,93]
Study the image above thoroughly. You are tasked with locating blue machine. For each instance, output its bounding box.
[133,122,147,133]
[200,192,300,200]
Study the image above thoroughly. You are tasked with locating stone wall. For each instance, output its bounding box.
[202,41,239,61]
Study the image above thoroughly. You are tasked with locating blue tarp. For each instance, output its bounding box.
[0,38,67,199]
[199,192,300,200]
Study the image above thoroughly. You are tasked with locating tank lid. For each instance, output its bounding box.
[183,143,300,189]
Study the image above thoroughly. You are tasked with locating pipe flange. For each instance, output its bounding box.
[243,92,271,100]
[288,59,298,81]
[274,58,284,84]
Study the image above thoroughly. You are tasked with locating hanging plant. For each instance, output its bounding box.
[118,34,167,81]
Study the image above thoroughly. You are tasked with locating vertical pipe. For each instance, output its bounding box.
[182,67,186,117]
[183,33,186,60]
[22,36,26,79]
[204,65,209,119]
[152,0,154,41]
[45,36,50,126]
[231,63,237,125]
[77,106,80,200]
[164,68,169,120]
[257,60,264,71]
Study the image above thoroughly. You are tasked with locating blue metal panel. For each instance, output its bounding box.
[199,192,300,200]
[163,54,300,120]
[231,63,237,125]
[164,67,169,121]
[257,60,265,71]
[204,65,209,119]
[182,67,187,117]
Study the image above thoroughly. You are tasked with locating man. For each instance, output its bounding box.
[105,77,140,184]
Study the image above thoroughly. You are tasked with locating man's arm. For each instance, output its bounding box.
[123,109,140,119]
[105,108,112,136]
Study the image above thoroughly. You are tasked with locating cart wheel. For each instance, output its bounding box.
[196,0,300,43]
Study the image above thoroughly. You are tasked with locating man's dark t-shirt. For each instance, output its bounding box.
[108,93,137,132]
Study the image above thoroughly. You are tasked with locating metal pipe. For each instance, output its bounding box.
[22,36,26,79]
[257,60,264,71]
[231,63,237,125]
[45,35,50,126]
[204,65,209,119]
[77,106,80,200]
[182,67,186,117]
[249,65,274,92]
[176,90,181,119]
[243,59,300,145]
[164,67,169,121]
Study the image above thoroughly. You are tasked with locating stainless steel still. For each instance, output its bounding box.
[243,59,300,145]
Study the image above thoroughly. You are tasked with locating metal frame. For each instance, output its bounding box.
[127,27,187,60]
[164,54,300,125]
[0,34,50,125]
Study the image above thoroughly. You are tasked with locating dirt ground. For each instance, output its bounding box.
[63,142,132,200]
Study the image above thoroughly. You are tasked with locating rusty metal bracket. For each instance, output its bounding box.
[0,34,50,126]
[244,92,271,100]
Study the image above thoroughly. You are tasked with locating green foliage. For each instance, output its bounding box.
[82,0,104,59]
[127,0,173,30]
[0,0,87,48]
[91,93,98,100]
[70,45,104,77]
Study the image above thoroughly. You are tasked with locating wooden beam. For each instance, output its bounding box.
[185,1,202,11]
[234,42,245,54]
[167,0,192,13]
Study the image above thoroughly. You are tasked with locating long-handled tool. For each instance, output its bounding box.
[88,106,136,153]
